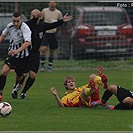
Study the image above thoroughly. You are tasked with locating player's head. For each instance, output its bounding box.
[12,12,22,29]
[64,76,76,90]
[30,9,41,20]
[49,0,57,10]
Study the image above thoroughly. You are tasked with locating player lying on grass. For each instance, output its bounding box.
[91,84,133,110]
[50,65,108,107]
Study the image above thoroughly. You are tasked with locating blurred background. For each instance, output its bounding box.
[0,1,133,70]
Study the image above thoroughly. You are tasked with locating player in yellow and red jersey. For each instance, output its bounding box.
[50,65,108,107]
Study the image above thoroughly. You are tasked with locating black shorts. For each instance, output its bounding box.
[29,53,40,73]
[117,86,133,102]
[41,33,58,50]
[4,56,30,76]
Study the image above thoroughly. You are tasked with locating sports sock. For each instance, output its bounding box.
[40,55,46,67]
[101,89,113,103]
[13,75,25,89]
[21,77,35,94]
[19,75,26,85]
[0,74,6,92]
[48,55,54,69]
[115,102,131,110]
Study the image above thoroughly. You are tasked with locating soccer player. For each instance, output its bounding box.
[0,12,32,101]
[50,65,108,107]
[40,0,63,72]
[91,84,133,110]
[12,9,73,99]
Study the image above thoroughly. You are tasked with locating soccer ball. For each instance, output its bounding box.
[0,102,12,117]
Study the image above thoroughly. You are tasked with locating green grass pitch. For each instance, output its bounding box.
[0,68,133,131]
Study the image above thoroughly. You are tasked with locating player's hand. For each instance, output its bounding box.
[8,49,18,56]
[50,87,58,96]
[63,13,73,22]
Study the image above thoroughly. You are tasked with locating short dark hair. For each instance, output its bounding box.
[12,12,21,17]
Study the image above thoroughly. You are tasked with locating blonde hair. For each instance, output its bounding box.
[64,76,76,89]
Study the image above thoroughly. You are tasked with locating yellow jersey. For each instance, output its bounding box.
[61,84,92,107]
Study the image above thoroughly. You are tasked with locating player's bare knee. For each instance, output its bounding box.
[1,70,9,76]
[108,85,117,92]
[107,85,113,91]
[123,97,133,103]
[41,46,47,54]
[29,72,36,79]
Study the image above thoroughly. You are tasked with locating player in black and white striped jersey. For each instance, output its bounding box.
[11,9,73,99]
[0,12,32,101]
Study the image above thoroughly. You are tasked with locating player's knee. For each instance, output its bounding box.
[41,46,47,54]
[1,70,9,76]
[123,97,133,108]
[29,72,36,79]
[108,85,117,92]
[123,97,133,104]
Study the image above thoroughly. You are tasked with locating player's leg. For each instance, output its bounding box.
[48,33,58,72]
[12,73,27,99]
[12,57,29,99]
[122,97,133,109]
[0,64,11,101]
[91,85,116,107]
[106,86,133,110]
[101,85,117,102]
[20,54,39,99]
[0,56,16,101]
[48,49,54,72]
[114,87,133,110]
[80,88,93,106]
[40,34,49,72]
[20,70,36,99]
[40,46,47,72]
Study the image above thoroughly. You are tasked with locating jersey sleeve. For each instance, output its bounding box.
[21,23,31,43]
[2,23,10,36]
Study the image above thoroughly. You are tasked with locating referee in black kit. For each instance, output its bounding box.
[11,9,73,99]
[0,12,32,101]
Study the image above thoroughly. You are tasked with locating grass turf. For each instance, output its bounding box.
[0,69,133,131]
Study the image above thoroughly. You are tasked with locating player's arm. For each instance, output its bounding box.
[50,87,64,107]
[0,35,6,43]
[0,26,8,43]
[8,41,31,56]
[38,13,73,32]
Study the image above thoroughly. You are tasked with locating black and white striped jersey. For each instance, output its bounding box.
[2,22,31,58]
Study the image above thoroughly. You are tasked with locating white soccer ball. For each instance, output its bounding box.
[0,102,12,117]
